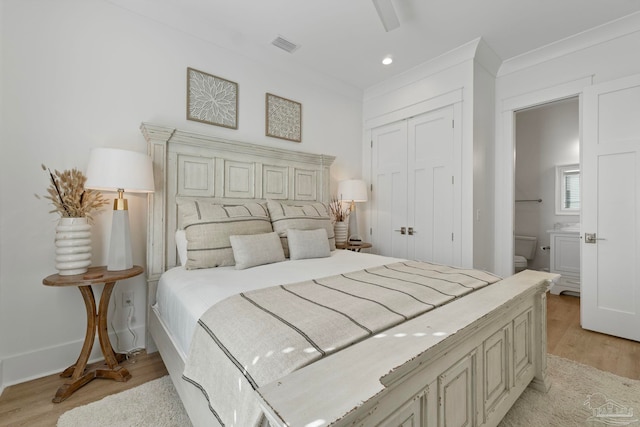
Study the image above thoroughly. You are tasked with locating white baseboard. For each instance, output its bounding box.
[0,325,146,390]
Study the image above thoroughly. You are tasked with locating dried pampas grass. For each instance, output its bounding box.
[36,164,108,221]
[329,196,350,223]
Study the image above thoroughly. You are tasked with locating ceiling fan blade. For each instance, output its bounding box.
[372,0,400,32]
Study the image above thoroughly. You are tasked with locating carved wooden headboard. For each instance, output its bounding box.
[140,122,335,299]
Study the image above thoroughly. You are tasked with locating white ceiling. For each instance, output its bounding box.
[111,0,640,91]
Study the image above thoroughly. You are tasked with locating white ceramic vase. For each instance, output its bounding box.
[334,221,348,245]
[55,217,92,276]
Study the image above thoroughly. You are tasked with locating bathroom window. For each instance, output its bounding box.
[555,164,580,215]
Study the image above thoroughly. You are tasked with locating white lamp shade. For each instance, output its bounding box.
[85,148,154,193]
[338,179,368,202]
[85,147,153,271]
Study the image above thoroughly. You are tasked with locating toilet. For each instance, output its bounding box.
[514,235,537,272]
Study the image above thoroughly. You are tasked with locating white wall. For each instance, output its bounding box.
[472,57,497,272]
[0,0,4,394]
[515,98,580,271]
[0,0,363,389]
[494,13,640,276]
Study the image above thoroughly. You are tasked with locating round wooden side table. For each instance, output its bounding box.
[42,265,143,402]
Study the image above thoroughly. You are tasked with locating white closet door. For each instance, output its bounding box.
[407,106,455,263]
[371,120,408,259]
[581,74,640,341]
[371,106,455,263]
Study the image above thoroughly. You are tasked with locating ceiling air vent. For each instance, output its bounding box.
[271,35,300,53]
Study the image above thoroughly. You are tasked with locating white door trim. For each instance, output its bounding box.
[494,75,593,276]
[364,89,463,130]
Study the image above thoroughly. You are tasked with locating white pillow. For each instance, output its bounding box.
[287,228,331,260]
[230,232,286,270]
[175,230,188,266]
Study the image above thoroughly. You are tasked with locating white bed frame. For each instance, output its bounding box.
[141,122,556,427]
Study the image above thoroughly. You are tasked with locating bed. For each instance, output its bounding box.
[141,122,557,427]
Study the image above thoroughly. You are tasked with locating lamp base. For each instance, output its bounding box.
[348,204,361,244]
[348,236,363,245]
[107,210,133,271]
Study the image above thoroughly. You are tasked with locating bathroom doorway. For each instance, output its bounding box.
[514,97,580,287]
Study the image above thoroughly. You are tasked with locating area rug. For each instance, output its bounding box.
[58,355,640,427]
[57,376,192,427]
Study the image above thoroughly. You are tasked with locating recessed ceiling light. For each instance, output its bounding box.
[382,56,393,65]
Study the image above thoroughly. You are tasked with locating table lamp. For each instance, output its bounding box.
[338,179,368,244]
[85,148,154,271]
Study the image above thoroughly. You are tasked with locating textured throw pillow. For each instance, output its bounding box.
[229,232,286,270]
[266,200,336,257]
[179,201,272,269]
[287,228,331,260]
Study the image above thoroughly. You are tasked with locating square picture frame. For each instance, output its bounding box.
[265,93,302,142]
[187,67,238,129]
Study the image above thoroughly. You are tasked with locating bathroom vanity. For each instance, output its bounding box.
[548,228,581,295]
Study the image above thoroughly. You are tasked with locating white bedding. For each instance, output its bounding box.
[155,250,402,357]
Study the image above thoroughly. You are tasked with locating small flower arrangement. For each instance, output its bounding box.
[329,195,350,223]
[36,164,108,221]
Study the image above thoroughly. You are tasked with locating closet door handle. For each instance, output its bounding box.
[407,227,416,236]
[394,227,406,235]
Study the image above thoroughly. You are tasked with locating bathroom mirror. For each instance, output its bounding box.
[555,163,580,215]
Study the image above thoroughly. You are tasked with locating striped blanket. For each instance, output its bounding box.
[182,261,500,427]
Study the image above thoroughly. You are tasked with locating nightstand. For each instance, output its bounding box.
[42,265,143,403]
[336,242,372,252]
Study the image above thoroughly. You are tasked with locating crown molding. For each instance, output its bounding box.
[498,11,640,77]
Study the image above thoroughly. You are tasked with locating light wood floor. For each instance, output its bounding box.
[0,351,168,427]
[1,294,639,426]
[547,293,640,380]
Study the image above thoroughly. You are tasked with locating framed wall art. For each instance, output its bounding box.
[265,93,302,142]
[187,67,238,129]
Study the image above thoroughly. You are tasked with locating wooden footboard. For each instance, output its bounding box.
[151,271,554,427]
[257,270,554,427]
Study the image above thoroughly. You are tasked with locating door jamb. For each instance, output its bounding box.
[494,76,592,277]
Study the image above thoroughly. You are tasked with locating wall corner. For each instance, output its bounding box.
[474,37,503,77]
[0,359,5,397]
